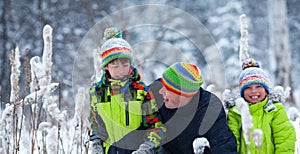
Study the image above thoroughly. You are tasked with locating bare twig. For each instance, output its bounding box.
[16,100,25,154]
[31,88,38,154]
[57,81,61,154]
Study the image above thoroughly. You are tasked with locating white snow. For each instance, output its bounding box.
[252,129,263,147]
[193,137,210,154]
[235,97,253,145]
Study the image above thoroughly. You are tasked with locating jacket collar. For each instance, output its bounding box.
[249,97,268,113]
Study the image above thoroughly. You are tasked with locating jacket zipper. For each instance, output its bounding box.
[125,101,129,126]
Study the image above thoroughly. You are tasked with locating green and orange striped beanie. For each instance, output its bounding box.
[161,62,204,96]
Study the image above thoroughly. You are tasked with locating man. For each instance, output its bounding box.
[149,62,238,154]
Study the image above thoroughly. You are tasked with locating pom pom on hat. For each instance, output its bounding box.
[239,59,271,97]
[161,62,204,96]
[241,58,261,70]
[100,27,133,67]
[103,27,122,41]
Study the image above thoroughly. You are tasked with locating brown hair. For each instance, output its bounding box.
[108,58,130,65]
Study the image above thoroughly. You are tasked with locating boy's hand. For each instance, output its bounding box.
[90,139,104,154]
[132,143,154,154]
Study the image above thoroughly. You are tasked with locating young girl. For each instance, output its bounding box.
[89,27,165,154]
[227,59,296,154]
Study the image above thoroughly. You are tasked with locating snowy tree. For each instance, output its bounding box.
[268,0,293,105]
[287,0,300,109]
[206,0,243,90]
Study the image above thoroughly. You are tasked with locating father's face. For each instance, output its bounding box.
[159,86,189,109]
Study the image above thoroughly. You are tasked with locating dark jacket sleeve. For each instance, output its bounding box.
[89,84,108,141]
[202,93,238,154]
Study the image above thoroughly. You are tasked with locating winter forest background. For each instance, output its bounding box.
[0,0,300,153]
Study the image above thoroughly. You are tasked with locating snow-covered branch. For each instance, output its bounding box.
[235,98,253,145]
[40,25,53,107]
[92,49,102,83]
[239,14,250,66]
[42,24,53,76]
[10,46,21,103]
[30,56,43,93]
[24,83,59,105]
[0,104,14,153]
[74,87,89,127]
[37,25,66,125]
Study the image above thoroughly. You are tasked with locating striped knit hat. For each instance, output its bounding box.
[239,59,271,97]
[161,62,204,96]
[100,27,133,67]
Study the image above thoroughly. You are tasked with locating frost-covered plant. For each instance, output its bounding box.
[0,24,92,154]
[0,104,14,153]
[239,14,249,66]
[0,46,25,154]
[10,46,21,103]
[91,49,102,83]
[59,87,89,154]
[235,98,253,145]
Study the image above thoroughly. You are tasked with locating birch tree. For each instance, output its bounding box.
[268,0,294,104]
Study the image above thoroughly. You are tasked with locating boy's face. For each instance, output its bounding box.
[104,58,131,80]
[243,84,267,104]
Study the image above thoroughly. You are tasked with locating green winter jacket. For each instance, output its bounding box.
[227,97,296,154]
[89,68,165,153]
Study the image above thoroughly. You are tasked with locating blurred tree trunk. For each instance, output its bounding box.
[268,0,294,105]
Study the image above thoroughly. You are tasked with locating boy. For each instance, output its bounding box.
[89,27,165,154]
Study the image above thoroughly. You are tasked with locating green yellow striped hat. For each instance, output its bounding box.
[161,62,204,96]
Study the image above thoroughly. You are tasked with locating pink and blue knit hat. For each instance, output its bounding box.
[161,62,204,96]
[100,27,133,67]
[239,59,271,97]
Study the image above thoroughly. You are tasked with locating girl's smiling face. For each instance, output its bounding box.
[243,84,267,104]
